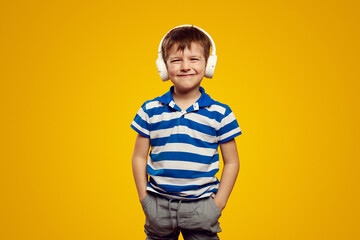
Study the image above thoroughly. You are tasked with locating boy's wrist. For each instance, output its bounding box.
[213,195,226,211]
[139,191,148,202]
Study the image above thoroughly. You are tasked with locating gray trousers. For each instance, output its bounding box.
[141,192,222,240]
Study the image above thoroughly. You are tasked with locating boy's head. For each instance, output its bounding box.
[156,25,217,81]
[161,26,211,64]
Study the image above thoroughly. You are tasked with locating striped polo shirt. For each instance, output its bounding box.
[131,86,241,199]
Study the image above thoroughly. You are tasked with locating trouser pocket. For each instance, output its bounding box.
[182,197,222,233]
[143,193,179,238]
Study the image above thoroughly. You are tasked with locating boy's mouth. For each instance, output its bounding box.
[177,74,195,77]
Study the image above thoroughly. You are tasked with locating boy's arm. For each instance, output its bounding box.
[132,133,150,202]
[213,138,240,211]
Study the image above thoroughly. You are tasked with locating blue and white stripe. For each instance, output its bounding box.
[131,86,241,199]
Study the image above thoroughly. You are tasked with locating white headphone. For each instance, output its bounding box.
[156,25,217,81]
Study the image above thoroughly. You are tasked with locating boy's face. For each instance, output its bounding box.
[166,42,206,94]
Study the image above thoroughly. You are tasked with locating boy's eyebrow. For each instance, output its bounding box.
[169,56,181,60]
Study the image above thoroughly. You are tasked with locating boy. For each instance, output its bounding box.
[131,25,241,240]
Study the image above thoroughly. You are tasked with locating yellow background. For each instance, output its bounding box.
[1,0,359,239]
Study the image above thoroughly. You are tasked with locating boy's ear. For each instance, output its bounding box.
[156,55,169,81]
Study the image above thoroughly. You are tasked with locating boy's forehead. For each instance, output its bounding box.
[168,42,204,55]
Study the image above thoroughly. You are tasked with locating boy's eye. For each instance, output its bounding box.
[191,58,200,61]
[171,59,181,63]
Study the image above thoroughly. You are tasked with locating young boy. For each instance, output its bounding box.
[131,25,241,240]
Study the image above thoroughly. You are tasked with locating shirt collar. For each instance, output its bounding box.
[158,86,214,108]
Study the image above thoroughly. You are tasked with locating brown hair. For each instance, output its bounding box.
[161,26,211,63]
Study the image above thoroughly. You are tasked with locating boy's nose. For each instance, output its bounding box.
[180,60,191,71]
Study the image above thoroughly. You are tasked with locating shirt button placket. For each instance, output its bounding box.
[178,111,186,133]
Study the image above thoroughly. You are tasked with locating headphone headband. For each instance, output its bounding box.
[156,25,217,81]
[157,25,216,57]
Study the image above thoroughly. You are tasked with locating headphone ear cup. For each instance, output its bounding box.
[205,55,217,78]
[156,56,169,81]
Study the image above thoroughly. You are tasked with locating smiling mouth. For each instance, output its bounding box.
[178,74,195,77]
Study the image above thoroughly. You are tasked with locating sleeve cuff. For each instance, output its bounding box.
[131,124,150,138]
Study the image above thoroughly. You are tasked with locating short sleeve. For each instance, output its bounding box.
[216,106,242,143]
[131,102,150,138]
